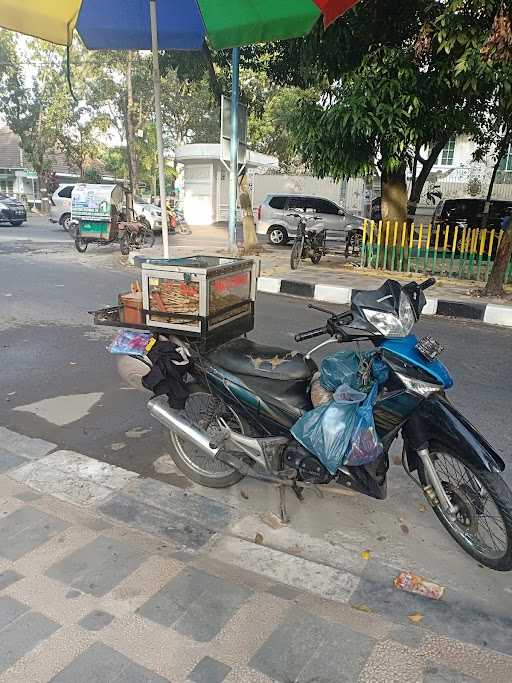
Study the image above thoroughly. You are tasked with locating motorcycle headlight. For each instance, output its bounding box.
[363,293,415,338]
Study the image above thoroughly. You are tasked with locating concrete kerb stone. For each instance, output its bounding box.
[257,277,512,327]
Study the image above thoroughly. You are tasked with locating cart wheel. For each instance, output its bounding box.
[74,236,88,253]
[120,235,131,256]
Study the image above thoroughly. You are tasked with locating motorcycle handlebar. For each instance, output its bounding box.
[294,326,328,343]
[419,277,436,290]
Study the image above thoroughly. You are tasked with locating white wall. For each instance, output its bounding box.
[182,162,214,225]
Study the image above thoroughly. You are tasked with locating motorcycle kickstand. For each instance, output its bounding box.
[278,485,290,524]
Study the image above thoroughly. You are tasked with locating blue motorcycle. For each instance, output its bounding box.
[148,277,512,571]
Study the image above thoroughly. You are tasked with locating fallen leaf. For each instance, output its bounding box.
[408,612,424,623]
[352,603,371,613]
[360,549,371,561]
[254,532,264,545]
[400,524,410,535]
[392,455,402,466]
[240,490,249,500]
[419,505,427,513]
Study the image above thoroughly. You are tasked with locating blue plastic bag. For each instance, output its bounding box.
[291,383,367,474]
[320,351,360,391]
[344,383,383,466]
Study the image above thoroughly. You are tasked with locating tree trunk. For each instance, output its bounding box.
[381,165,407,223]
[409,141,446,216]
[238,172,258,252]
[380,164,408,269]
[481,156,502,229]
[39,171,48,214]
[485,219,512,296]
[125,50,139,195]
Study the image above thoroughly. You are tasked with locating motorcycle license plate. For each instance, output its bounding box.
[415,336,444,362]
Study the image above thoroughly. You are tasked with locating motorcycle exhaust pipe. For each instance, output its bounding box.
[147,396,219,458]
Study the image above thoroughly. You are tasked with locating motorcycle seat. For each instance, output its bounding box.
[207,338,317,381]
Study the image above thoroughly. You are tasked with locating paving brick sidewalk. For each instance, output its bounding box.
[1,427,512,682]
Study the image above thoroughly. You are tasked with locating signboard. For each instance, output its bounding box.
[71,183,122,221]
[220,95,248,165]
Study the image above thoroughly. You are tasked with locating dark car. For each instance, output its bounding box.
[433,198,512,232]
[0,193,27,226]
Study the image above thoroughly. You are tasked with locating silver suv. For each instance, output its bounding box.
[256,193,365,246]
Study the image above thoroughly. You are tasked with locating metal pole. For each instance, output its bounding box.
[150,0,169,259]
[228,47,240,253]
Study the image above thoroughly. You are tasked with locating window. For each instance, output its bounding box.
[285,196,307,211]
[499,144,512,172]
[268,196,286,210]
[58,185,74,198]
[313,198,339,215]
[438,137,456,166]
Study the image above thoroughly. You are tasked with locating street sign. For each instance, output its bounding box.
[220,95,248,165]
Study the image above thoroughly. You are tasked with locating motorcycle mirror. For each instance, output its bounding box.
[308,303,336,316]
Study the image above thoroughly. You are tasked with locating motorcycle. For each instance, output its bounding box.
[126,276,512,571]
[289,213,327,269]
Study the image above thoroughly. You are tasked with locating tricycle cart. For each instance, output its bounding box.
[71,184,155,254]
[72,183,123,252]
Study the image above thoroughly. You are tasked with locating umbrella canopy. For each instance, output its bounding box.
[0,0,360,257]
[0,0,359,49]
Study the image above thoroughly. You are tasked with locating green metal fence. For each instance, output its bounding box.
[360,220,512,283]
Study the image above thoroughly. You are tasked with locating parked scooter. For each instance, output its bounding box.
[120,277,512,571]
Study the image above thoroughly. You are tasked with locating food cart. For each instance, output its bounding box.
[93,255,258,350]
[71,183,124,253]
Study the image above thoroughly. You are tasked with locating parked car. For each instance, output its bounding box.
[256,193,365,246]
[432,198,512,232]
[50,184,163,233]
[133,197,162,232]
[0,193,26,226]
[49,184,74,230]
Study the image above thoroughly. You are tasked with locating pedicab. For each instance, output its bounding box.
[71,183,123,253]
[71,183,155,254]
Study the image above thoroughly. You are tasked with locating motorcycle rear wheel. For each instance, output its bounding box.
[419,444,512,571]
[166,393,246,488]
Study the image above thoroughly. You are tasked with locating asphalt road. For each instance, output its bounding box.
[2,217,512,599]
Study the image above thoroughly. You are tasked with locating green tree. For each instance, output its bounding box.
[0,33,70,211]
[244,1,503,231]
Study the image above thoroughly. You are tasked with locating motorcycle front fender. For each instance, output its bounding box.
[403,394,505,474]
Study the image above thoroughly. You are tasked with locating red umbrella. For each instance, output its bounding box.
[314,0,360,27]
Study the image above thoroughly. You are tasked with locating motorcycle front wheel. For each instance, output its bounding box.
[419,445,512,571]
[290,238,304,270]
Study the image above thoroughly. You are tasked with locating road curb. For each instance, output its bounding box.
[257,276,512,328]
